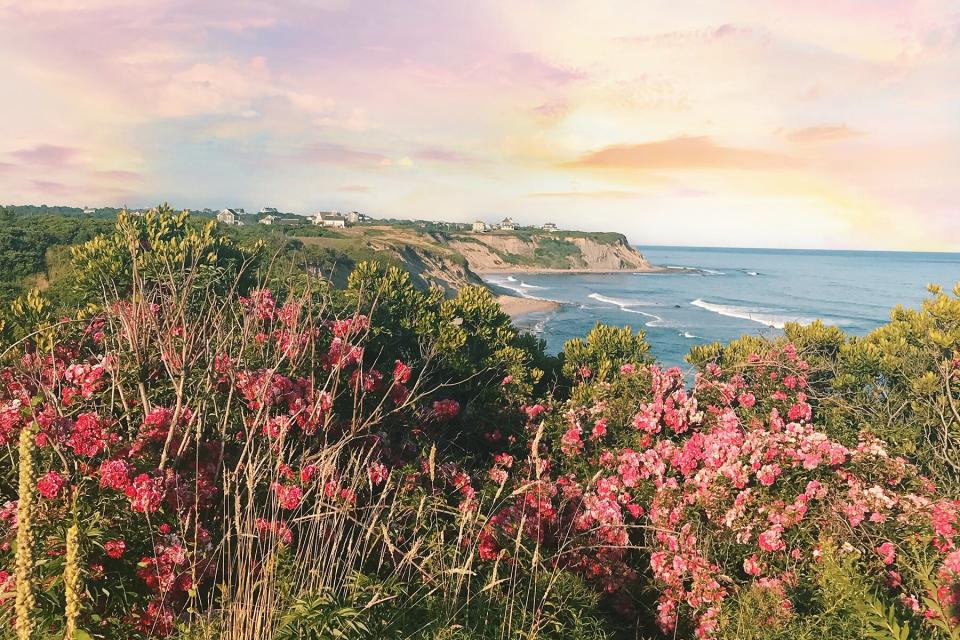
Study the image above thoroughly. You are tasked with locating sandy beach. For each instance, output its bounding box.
[496,295,561,318]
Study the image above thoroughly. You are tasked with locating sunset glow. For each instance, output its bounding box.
[1,0,957,249]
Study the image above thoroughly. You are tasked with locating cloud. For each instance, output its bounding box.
[11,144,81,166]
[783,124,865,143]
[527,190,642,199]
[501,52,586,85]
[565,136,799,171]
[414,146,476,163]
[622,23,770,48]
[338,184,369,192]
[531,100,569,120]
[296,142,389,166]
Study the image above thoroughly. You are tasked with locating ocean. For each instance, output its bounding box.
[484,246,960,368]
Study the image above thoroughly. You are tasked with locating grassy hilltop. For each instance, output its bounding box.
[0,206,653,306]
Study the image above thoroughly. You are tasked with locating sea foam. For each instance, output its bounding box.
[588,293,665,327]
[690,299,816,329]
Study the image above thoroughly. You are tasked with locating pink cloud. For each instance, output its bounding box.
[622,23,771,48]
[566,137,799,171]
[784,125,865,144]
[414,146,475,163]
[11,144,81,166]
[296,142,388,166]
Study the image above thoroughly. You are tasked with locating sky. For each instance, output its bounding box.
[0,0,958,251]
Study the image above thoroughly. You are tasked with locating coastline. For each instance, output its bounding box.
[496,294,561,318]
[477,265,691,275]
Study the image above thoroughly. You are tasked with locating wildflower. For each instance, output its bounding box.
[126,474,165,513]
[105,539,126,559]
[393,360,412,384]
[368,462,389,486]
[36,471,66,499]
[737,392,756,408]
[270,483,303,510]
[876,542,897,566]
[99,459,133,491]
[66,412,110,457]
[431,399,460,422]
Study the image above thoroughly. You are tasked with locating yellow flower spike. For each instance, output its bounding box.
[14,424,37,640]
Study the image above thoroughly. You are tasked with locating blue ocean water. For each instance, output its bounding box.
[485,246,960,368]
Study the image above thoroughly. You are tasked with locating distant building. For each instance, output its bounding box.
[472,220,488,232]
[217,208,244,225]
[542,222,558,232]
[82,206,97,215]
[259,215,279,225]
[312,211,346,228]
[499,217,516,231]
[259,207,279,215]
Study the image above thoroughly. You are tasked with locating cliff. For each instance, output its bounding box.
[445,231,652,273]
[291,225,654,296]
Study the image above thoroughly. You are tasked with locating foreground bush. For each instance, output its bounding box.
[0,209,958,640]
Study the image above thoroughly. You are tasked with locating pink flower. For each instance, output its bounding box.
[561,425,584,456]
[525,404,546,420]
[256,518,293,545]
[126,474,165,513]
[37,471,66,499]
[105,539,126,559]
[743,555,763,576]
[620,364,636,375]
[737,392,756,408]
[270,483,303,510]
[67,412,110,457]
[431,399,460,422]
[758,527,786,552]
[501,375,514,385]
[876,542,897,566]
[591,418,608,440]
[99,459,133,491]
[368,462,389,486]
[756,464,781,487]
[393,360,412,384]
[488,467,508,485]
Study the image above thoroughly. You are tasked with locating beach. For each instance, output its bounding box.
[496,294,560,318]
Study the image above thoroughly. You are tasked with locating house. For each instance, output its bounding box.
[259,207,279,215]
[217,208,244,225]
[345,211,360,224]
[312,211,346,228]
[500,217,516,231]
[542,222,558,232]
[82,206,97,215]
[472,220,488,232]
[259,215,279,225]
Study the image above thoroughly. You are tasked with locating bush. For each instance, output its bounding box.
[1,211,959,640]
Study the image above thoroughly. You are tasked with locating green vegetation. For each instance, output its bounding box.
[1,209,959,640]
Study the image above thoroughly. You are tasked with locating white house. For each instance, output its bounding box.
[312,212,346,228]
[542,222,558,232]
[217,208,244,225]
[500,217,516,231]
[259,207,279,215]
[259,215,279,225]
[472,220,488,232]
